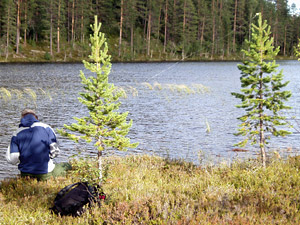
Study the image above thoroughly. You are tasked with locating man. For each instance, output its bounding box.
[6,109,70,180]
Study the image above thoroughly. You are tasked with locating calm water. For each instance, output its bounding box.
[1,61,299,180]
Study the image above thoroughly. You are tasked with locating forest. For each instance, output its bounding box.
[0,0,299,62]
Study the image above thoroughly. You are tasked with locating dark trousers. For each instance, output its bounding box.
[21,162,72,181]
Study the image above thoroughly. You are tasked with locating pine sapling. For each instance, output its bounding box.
[232,13,292,167]
[59,16,138,184]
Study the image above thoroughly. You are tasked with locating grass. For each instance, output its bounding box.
[141,82,211,95]
[1,154,300,224]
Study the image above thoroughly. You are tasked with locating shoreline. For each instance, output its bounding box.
[0,56,298,64]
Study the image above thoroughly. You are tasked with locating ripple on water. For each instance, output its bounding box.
[0,61,299,180]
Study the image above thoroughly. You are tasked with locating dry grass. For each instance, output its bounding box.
[1,155,300,224]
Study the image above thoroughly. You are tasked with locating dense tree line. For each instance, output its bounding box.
[0,0,299,61]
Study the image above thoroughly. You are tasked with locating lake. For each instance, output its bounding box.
[1,61,299,180]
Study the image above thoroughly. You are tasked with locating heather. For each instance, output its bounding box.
[1,155,300,224]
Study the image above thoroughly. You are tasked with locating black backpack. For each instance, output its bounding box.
[51,182,106,217]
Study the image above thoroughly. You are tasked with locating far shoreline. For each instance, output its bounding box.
[0,56,298,64]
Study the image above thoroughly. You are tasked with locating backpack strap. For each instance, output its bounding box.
[54,182,81,203]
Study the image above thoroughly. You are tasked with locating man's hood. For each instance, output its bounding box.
[19,114,39,127]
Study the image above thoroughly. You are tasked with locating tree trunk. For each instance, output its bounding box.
[233,0,237,52]
[131,23,134,55]
[67,0,70,42]
[197,0,201,40]
[259,71,266,168]
[157,0,162,42]
[275,0,279,47]
[57,0,61,53]
[219,0,223,57]
[35,10,38,43]
[119,0,124,57]
[172,0,176,42]
[97,133,105,185]
[24,0,27,46]
[215,0,219,53]
[284,25,287,56]
[147,0,152,56]
[182,0,186,60]
[6,6,10,60]
[75,0,78,43]
[50,0,53,56]
[130,0,134,56]
[98,151,103,185]
[248,12,252,44]
[227,34,230,56]
[211,0,215,59]
[72,0,75,43]
[16,0,21,54]
[259,121,266,167]
[163,0,168,53]
[143,17,147,41]
[200,16,205,57]
[81,2,84,43]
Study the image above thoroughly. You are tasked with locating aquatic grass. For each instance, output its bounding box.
[24,88,37,101]
[153,81,162,90]
[0,87,12,102]
[114,85,139,98]
[192,83,211,94]
[205,118,211,133]
[141,82,154,90]
[38,88,53,101]
[114,82,210,99]
[1,155,300,224]
[0,87,53,105]
[141,82,211,96]
[12,89,24,100]
[125,86,139,97]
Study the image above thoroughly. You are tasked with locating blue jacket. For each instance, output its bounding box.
[6,114,60,174]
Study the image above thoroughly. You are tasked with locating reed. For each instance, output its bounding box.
[205,118,211,133]
[0,87,12,101]
[0,87,53,106]
[141,82,211,96]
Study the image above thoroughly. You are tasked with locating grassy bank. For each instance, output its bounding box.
[1,155,300,224]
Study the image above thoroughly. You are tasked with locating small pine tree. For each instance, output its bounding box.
[231,13,292,167]
[59,16,138,184]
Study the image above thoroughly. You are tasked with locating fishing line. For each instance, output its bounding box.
[145,61,181,81]
[144,14,260,81]
[192,13,259,57]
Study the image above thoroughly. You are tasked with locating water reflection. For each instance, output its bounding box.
[0,61,299,180]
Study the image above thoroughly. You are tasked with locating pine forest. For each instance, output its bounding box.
[0,0,299,62]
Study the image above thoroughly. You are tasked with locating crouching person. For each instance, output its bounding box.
[6,109,71,181]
